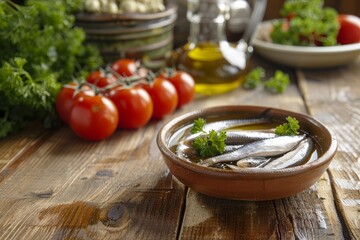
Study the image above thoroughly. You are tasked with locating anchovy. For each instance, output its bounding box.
[176,130,276,160]
[201,135,305,167]
[262,138,314,169]
[181,130,277,147]
[202,118,270,132]
[227,157,270,170]
[225,131,277,145]
[181,117,270,141]
[178,144,243,159]
[236,157,271,168]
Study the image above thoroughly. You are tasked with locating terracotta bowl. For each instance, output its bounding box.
[157,105,337,200]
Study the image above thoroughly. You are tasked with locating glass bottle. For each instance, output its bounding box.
[172,0,251,95]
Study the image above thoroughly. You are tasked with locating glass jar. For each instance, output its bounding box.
[171,0,252,95]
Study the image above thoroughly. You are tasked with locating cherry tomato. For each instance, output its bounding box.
[86,70,117,88]
[111,59,138,77]
[55,83,94,124]
[159,70,195,108]
[140,78,178,119]
[69,95,119,141]
[337,14,360,45]
[107,86,153,129]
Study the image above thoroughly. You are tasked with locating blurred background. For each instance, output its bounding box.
[173,0,360,48]
[263,0,359,19]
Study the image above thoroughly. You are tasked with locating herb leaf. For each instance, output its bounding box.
[191,118,206,134]
[190,118,227,157]
[193,130,227,157]
[264,70,290,93]
[275,116,300,136]
[243,67,265,90]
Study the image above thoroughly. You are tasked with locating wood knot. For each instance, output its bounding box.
[99,202,130,228]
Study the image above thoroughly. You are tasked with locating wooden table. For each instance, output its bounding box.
[0,54,359,240]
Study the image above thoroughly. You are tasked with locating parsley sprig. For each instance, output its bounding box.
[242,67,265,90]
[190,118,227,157]
[275,117,300,136]
[243,68,290,94]
[264,70,290,94]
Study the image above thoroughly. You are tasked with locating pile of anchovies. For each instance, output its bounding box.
[176,118,315,170]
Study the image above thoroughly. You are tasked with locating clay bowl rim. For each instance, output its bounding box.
[157,105,338,179]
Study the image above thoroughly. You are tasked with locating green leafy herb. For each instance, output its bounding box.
[275,116,300,136]
[264,70,290,94]
[191,118,206,134]
[193,130,227,158]
[243,68,290,94]
[0,0,103,137]
[270,0,339,46]
[190,118,227,157]
[242,67,265,90]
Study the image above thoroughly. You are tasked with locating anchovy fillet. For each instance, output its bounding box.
[177,130,276,159]
[201,135,305,167]
[178,144,243,159]
[236,157,270,168]
[262,138,314,169]
[202,118,270,132]
[181,130,276,147]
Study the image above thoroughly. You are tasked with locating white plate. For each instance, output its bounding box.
[251,20,360,68]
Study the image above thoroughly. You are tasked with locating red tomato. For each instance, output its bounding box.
[140,78,178,119]
[337,14,360,45]
[107,86,153,129]
[111,59,138,77]
[55,83,94,124]
[69,95,119,141]
[86,70,116,88]
[159,70,195,108]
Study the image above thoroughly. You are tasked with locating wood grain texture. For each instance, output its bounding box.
[298,57,360,239]
[0,125,185,239]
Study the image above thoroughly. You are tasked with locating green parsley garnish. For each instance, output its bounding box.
[242,67,265,90]
[243,68,289,94]
[275,116,300,136]
[193,130,227,158]
[190,118,227,157]
[190,118,206,134]
[264,70,290,94]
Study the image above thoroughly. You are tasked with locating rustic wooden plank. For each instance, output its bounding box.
[281,183,344,240]
[297,57,360,239]
[0,189,184,240]
[180,191,280,240]
[0,124,185,239]
[0,123,47,178]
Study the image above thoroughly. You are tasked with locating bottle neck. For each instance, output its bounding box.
[189,20,226,46]
[187,0,230,47]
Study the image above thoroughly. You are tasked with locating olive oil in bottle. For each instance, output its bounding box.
[172,0,250,95]
[174,42,250,95]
